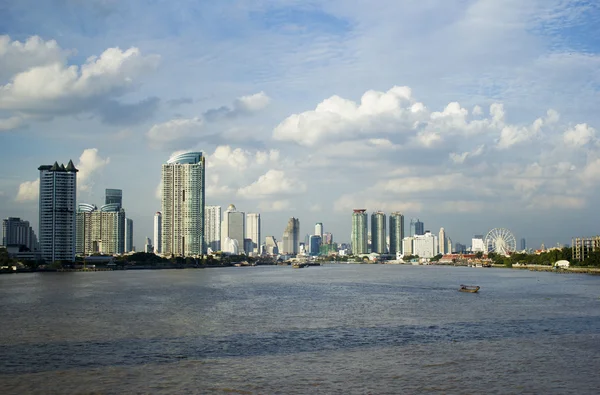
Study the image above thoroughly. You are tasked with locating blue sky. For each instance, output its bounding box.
[1,0,600,250]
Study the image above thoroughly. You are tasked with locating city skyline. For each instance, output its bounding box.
[3,2,600,250]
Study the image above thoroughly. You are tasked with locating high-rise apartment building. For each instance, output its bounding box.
[161,152,205,256]
[75,203,125,256]
[204,205,221,252]
[351,209,368,255]
[282,217,300,255]
[413,231,438,258]
[105,189,123,206]
[221,204,244,254]
[371,211,386,254]
[315,223,323,238]
[389,212,404,256]
[246,213,261,254]
[38,160,78,262]
[2,217,38,251]
[125,218,134,252]
[439,227,447,255]
[154,212,162,254]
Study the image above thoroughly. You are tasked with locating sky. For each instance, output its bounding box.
[1,0,600,251]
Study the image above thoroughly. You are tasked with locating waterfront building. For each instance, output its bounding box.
[125,218,133,253]
[471,235,485,252]
[154,212,162,254]
[439,227,447,255]
[38,160,78,262]
[204,205,221,252]
[265,236,279,255]
[76,203,126,256]
[1,217,38,251]
[413,231,438,258]
[389,212,404,256]
[246,213,261,254]
[315,223,323,238]
[351,209,368,255]
[282,217,300,255]
[572,236,600,262]
[221,204,244,253]
[402,237,414,256]
[371,211,386,254]
[161,152,206,256]
[309,235,322,256]
[76,203,97,256]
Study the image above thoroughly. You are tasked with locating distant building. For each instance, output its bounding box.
[246,213,261,254]
[144,237,153,253]
[282,217,300,254]
[471,235,485,252]
[520,238,526,251]
[2,217,38,251]
[125,218,134,253]
[402,237,414,256]
[410,219,424,236]
[161,152,205,256]
[265,236,279,255]
[439,227,447,255]
[454,243,467,253]
[204,205,221,252]
[105,189,123,206]
[309,235,322,256]
[222,204,244,252]
[315,223,323,238]
[371,211,386,254]
[154,212,162,254]
[76,203,126,256]
[351,209,368,255]
[389,212,404,256]
[413,232,438,258]
[322,232,333,245]
[39,160,78,262]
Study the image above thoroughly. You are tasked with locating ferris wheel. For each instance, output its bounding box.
[485,228,516,255]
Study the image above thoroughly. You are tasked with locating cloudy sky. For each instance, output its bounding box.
[2,0,600,250]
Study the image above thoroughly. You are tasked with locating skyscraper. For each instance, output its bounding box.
[154,212,162,254]
[520,238,526,251]
[282,217,300,254]
[371,211,386,254]
[38,160,78,262]
[75,203,125,256]
[315,223,323,238]
[389,212,404,256]
[105,189,123,206]
[125,218,134,252]
[439,227,446,255]
[309,235,322,256]
[2,217,38,251]
[161,152,205,256]
[246,213,261,254]
[410,218,424,236]
[221,204,244,254]
[204,205,221,252]
[351,209,368,255]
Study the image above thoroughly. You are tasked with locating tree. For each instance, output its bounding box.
[475,251,484,259]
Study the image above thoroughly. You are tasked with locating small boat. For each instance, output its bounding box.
[459,285,480,293]
[292,263,308,269]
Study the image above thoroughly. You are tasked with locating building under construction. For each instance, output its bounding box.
[572,236,600,262]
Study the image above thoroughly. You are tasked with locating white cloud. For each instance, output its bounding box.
[76,148,110,191]
[0,35,68,80]
[234,91,271,112]
[237,169,306,197]
[257,199,292,212]
[146,118,203,148]
[15,179,39,202]
[0,116,24,131]
[563,123,596,147]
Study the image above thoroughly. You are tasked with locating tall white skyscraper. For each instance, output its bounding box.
[315,222,323,238]
[125,218,134,252]
[221,204,244,254]
[246,213,261,254]
[154,212,162,254]
[161,152,205,256]
[38,160,78,262]
[204,205,221,252]
[439,227,447,255]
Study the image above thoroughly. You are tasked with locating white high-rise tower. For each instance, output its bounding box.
[161,152,205,256]
[204,206,221,252]
[38,160,78,262]
[439,227,446,255]
[246,213,261,254]
[315,223,323,238]
[221,204,244,254]
[154,212,162,254]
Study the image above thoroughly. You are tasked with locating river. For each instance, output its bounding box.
[1,264,599,394]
